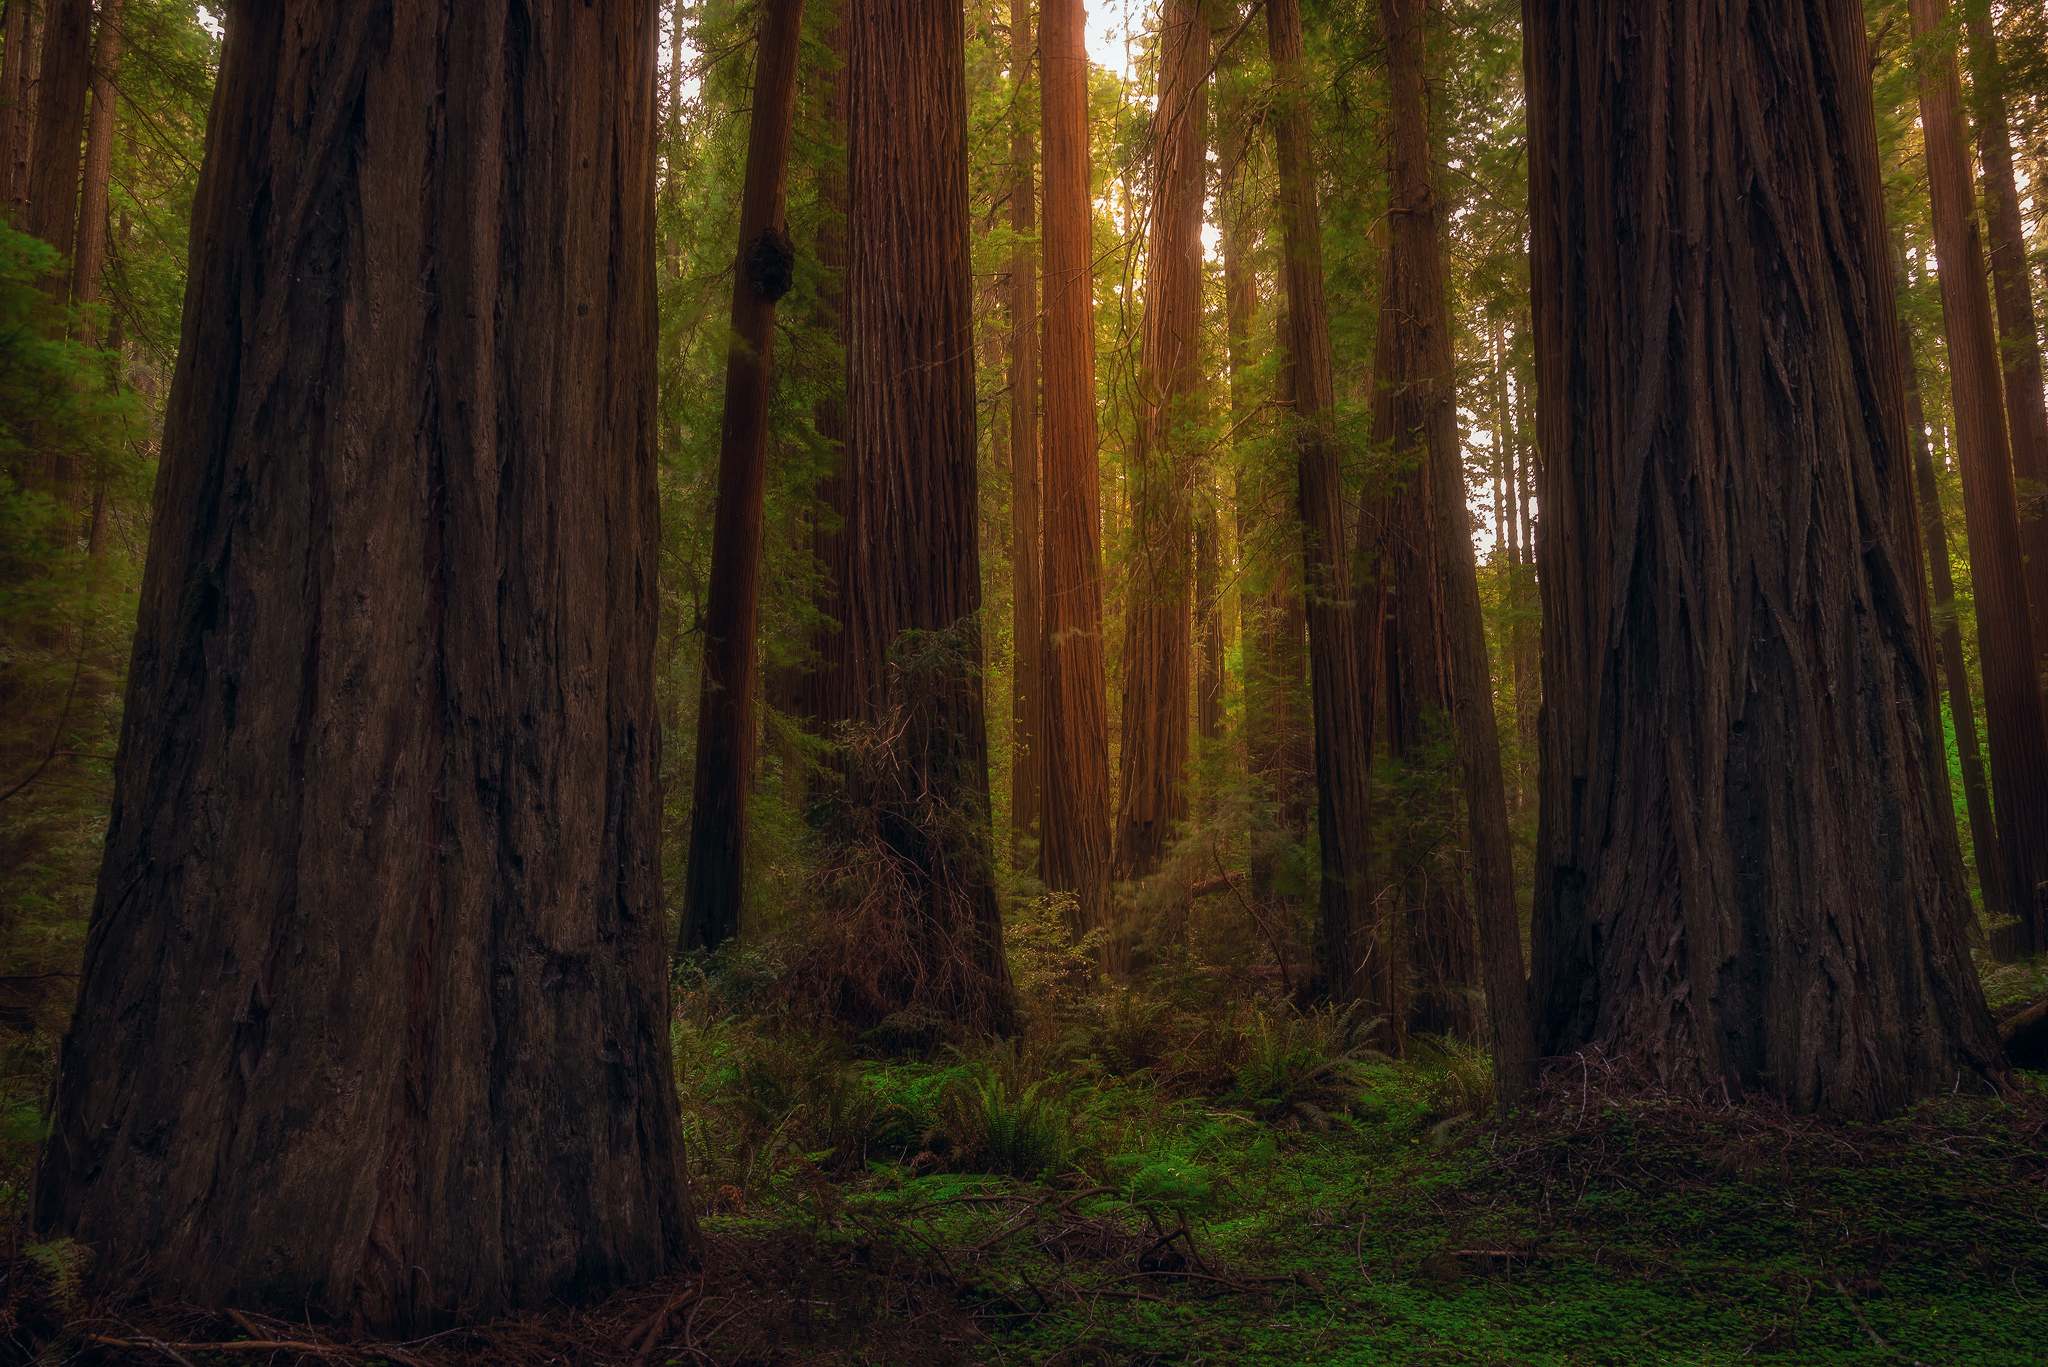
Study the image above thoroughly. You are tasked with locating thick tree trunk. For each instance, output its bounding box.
[1911,0,2048,955]
[66,0,118,317]
[23,0,88,264]
[1524,0,2003,1116]
[1114,0,1206,884]
[678,0,805,956]
[1268,0,1380,1008]
[819,0,1010,1021]
[1963,0,2048,679]
[1,0,30,224]
[1038,0,1113,943]
[1009,0,1041,870]
[1899,248,2004,918]
[35,0,691,1327]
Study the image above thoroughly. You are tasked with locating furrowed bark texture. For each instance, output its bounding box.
[1115,0,1206,882]
[1268,0,1379,1006]
[1964,0,2048,677]
[23,0,88,263]
[67,0,120,316]
[1910,0,2048,954]
[824,0,1010,1009]
[34,0,694,1327]
[1523,0,2003,1116]
[679,0,805,956]
[1009,0,1041,869]
[1038,0,1113,939]
[1,0,31,223]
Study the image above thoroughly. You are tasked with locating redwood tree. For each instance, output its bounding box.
[1910,0,2048,953]
[23,0,89,262]
[1,0,31,222]
[1115,0,1206,882]
[34,1,694,1325]
[1524,0,2002,1116]
[679,0,806,955]
[1038,0,1114,941]
[1010,0,1041,868]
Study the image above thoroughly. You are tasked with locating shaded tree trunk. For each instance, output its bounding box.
[1,0,31,224]
[1038,0,1114,942]
[1963,0,2048,681]
[1524,0,2003,1116]
[1268,0,1380,1008]
[66,0,117,316]
[1195,491,1225,747]
[24,0,88,264]
[1115,0,1206,884]
[797,14,849,737]
[1010,0,1041,870]
[1911,0,2048,955]
[678,0,806,956]
[35,0,692,1327]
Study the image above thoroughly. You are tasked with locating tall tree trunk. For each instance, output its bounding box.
[24,0,88,265]
[1524,0,2003,1117]
[1009,0,1041,870]
[1195,488,1226,746]
[1268,0,1380,1008]
[1911,0,2048,955]
[1,0,31,224]
[819,0,1011,1022]
[35,1,692,1325]
[66,0,117,316]
[1038,0,1113,943]
[1899,242,2005,918]
[1115,0,1206,885]
[798,14,849,737]
[678,0,805,956]
[1964,0,2048,679]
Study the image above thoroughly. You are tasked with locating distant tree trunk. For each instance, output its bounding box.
[66,0,117,316]
[24,0,88,264]
[1115,0,1205,885]
[1898,242,2004,918]
[798,14,849,736]
[1038,0,1114,943]
[1009,0,1041,870]
[1268,0,1380,1008]
[678,0,805,956]
[1,0,31,223]
[1524,0,2003,1116]
[35,0,692,1327]
[816,0,1010,1020]
[1911,0,2048,955]
[1964,0,2048,679]
[1195,495,1225,746]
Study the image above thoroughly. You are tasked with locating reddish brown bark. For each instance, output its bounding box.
[1,0,31,223]
[1911,0,2048,953]
[35,0,691,1325]
[1963,0,2048,681]
[1009,0,1041,869]
[66,0,118,316]
[23,0,89,264]
[678,0,806,956]
[1525,0,2003,1115]
[1115,0,1206,883]
[1268,0,1379,1008]
[1038,0,1113,940]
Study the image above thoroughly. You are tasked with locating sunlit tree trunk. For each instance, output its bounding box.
[1525,0,2003,1115]
[1963,0,2048,681]
[1009,0,1041,870]
[1911,0,2048,954]
[678,0,805,956]
[35,1,693,1325]
[1038,0,1113,942]
[1115,0,1206,885]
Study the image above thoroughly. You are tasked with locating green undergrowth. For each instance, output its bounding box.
[671,969,2048,1365]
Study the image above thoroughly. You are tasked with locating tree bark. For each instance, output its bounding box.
[1268,0,1379,1008]
[1114,0,1206,884]
[36,0,691,1326]
[1899,244,2004,919]
[1,0,31,224]
[1038,0,1113,943]
[1524,0,2003,1116]
[1963,0,2048,682]
[1911,0,2048,955]
[1009,0,1041,870]
[23,0,88,266]
[1195,493,1226,746]
[818,0,1010,1019]
[66,0,118,317]
[678,0,806,956]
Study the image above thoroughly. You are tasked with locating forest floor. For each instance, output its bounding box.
[6,956,2048,1366]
